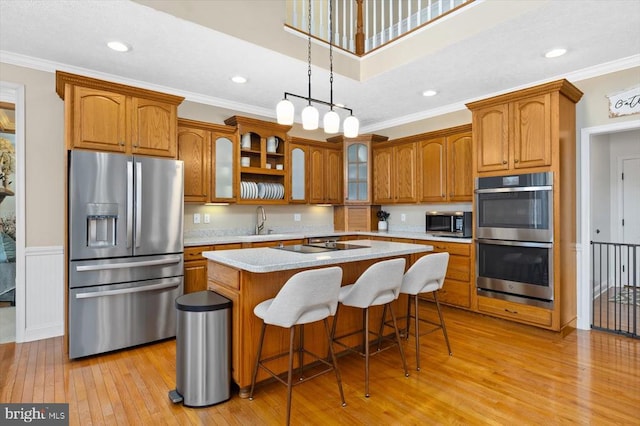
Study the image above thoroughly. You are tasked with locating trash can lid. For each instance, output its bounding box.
[175,290,232,312]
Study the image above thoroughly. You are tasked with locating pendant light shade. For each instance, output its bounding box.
[276,99,294,125]
[323,110,340,134]
[343,115,360,138]
[301,105,319,130]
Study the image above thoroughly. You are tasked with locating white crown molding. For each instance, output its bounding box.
[2,50,639,133]
[363,54,640,133]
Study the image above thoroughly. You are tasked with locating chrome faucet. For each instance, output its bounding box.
[255,206,266,235]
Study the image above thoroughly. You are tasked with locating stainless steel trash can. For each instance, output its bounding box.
[171,290,232,407]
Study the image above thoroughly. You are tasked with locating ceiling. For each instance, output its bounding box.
[1,0,639,133]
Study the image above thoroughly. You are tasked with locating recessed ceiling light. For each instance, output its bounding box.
[422,89,438,97]
[545,48,567,58]
[107,41,131,52]
[231,75,247,84]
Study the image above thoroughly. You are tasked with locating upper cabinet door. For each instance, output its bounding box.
[420,137,446,202]
[212,135,235,201]
[309,146,325,204]
[512,94,552,169]
[178,126,210,203]
[447,132,473,201]
[345,142,370,204]
[73,87,127,153]
[474,104,509,173]
[289,145,307,203]
[325,148,343,204]
[372,146,393,204]
[394,142,418,203]
[130,97,177,158]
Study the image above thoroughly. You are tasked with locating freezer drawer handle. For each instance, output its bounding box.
[74,279,181,299]
[75,256,182,272]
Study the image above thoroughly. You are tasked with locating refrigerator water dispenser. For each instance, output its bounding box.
[86,203,118,248]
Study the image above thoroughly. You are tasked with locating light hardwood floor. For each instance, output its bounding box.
[1,302,639,425]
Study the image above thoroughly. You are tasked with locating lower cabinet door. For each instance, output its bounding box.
[184,259,208,294]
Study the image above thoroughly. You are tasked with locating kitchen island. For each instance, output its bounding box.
[203,239,432,396]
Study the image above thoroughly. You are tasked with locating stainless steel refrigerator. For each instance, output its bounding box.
[68,150,184,359]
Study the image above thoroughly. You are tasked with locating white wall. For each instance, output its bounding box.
[590,133,611,241]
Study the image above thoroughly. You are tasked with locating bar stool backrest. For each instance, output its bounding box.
[401,252,450,295]
[262,266,344,328]
[340,258,406,308]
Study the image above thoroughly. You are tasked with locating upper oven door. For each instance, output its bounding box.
[475,172,553,242]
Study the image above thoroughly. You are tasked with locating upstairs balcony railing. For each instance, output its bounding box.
[285,0,473,55]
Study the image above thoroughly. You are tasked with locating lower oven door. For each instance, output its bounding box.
[476,239,553,302]
[69,276,183,359]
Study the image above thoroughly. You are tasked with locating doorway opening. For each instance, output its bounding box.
[580,120,640,338]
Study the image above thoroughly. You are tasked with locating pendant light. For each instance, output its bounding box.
[276,0,359,137]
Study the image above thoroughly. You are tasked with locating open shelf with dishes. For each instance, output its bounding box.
[225,115,291,204]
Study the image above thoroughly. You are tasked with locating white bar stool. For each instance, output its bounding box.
[400,252,452,371]
[331,257,409,397]
[249,266,346,426]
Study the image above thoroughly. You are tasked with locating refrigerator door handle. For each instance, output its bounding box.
[127,160,134,248]
[74,279,182,299]
[135,161,142,248]
[75,256,182,272]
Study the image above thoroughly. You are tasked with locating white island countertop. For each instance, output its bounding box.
[202,239,432,273]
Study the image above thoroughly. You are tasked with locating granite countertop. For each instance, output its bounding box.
[202,239,433,273]
[185,230,472,247]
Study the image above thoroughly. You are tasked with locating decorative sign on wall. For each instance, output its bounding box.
[607,86,640,118]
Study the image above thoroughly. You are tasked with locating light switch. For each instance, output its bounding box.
[193,213,201,224]
[204,213,210,224]
[401,214,406,222]
[294,213,301,222]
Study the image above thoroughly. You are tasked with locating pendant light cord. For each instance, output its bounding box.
[307,0,312,106]
[329,0,334,110]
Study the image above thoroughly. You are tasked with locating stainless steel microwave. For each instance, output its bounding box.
[425,211,472,238]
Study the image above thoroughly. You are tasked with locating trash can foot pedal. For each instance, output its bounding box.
[168,389,183,404]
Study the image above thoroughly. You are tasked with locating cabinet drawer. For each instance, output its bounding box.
[184,245,212,262]
[439,279,470,308]
[477,296,552,327]
[425,240,471,257]
[208,261,240,290]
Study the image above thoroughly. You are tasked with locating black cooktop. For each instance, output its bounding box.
[272,242,369,254]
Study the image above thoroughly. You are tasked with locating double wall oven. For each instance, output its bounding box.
[475,172,554,307]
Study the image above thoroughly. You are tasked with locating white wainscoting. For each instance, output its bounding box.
[22,246,64,342]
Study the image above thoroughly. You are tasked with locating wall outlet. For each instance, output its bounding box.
[294,213,301,222]
[193,213,201,224]
[203,213,210,224]
[401,213,406,222]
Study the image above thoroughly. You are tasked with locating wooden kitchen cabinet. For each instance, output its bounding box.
[184,246,212,294]
[467,79,583,332]
[178,118,237,203]
[184,243,242,294]
[56,71,183,158]
[372,141,419,204]
[414,239,473,309]
[309,144,343,204]
[419,126,473,202]
[468,80,583,175]
[327,134,388,205]
[288,137,343,204]
[224,115,291,205]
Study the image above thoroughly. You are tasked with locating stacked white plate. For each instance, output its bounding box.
[241,181,284,200]
[257,182,284,199]
[240,181,259,199]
